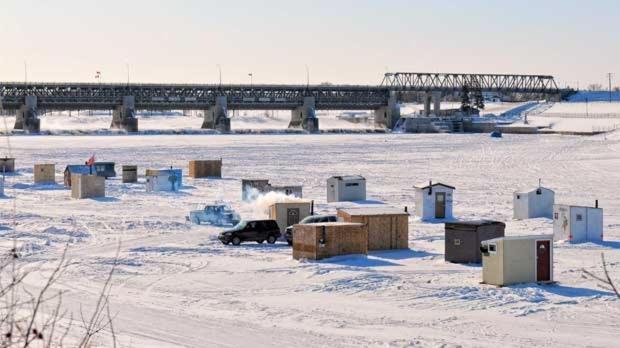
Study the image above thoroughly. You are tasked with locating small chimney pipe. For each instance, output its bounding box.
[595,200,599,208]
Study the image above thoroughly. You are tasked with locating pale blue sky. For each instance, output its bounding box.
[1,0,618,88]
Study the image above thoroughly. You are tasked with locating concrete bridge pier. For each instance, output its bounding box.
[111,96,138,132]
[374,92,401,129]
[433,91,442,115]
[202,96,231,132]
[14,95,40,132]
[423,92,442,116]
[289,97,319,132]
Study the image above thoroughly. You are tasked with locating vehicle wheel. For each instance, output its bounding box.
[267,235,277,244]
[286,240,293,246]
[257,240,264,244]
[232,237,241,246]
[222,240,230,245]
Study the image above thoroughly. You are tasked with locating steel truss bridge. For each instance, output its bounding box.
[381,73,559,94]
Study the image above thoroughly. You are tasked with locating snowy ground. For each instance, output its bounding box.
[1,131,620,347]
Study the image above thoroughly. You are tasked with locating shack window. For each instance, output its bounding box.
[488,244,497,254]
[454,239,461,246]
[554,212,559,220]
[516,195,521,199]
[345,183,359,187]
[576,214,583,221]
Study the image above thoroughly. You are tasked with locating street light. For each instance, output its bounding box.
[248,73,253,87]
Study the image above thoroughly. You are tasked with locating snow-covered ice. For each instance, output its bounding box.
[1,130,620,347]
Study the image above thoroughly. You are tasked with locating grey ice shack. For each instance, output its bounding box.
[444,220,505,263]
[481,235,554,286]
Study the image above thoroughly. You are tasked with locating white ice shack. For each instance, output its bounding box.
[326,175,366,203]
[414,181,454,220]
[145,169,182,192]
[513,186,555,220]
[553,202,603,243]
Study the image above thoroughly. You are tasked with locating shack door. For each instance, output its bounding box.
[536,240,551,282]
[435,192,446,219]
[287,208,300,227]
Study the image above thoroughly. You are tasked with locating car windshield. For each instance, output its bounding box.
[233,220,246,229]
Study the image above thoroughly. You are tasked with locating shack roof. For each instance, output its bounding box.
[414,182,455,190]
[482,234,553,244]
[330,175,365,181]
[338,206,408,216]
[446,220,505,227]
[64,165,91,174]
[514,186,555,195]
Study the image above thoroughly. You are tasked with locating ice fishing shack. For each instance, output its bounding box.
[34,164,56,184]
[444,220,505,263]
[145,168,183,192]
[414,181,455,220]
[553,201,603,243]
[513,185,555,220]
[481,235,554,286]
[326,175,366,203]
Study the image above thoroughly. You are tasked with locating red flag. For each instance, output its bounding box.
[86,154,95,166]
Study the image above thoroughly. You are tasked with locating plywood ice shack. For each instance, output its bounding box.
[122,165,138,183]
[34,164,56,184]
[293,222,367,260]
[71,174,105,199]
[0,158,15,173]
[414,181,455,221]
[189,160,222,178]
[513,186,555,220]
[326,175,366,202]
[553,203,603,243]
[444,220,505,263]
[337,206,409,251]
[269,201,313,233]
[481,235,554,286]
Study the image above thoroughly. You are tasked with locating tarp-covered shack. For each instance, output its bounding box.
[146,168,183,192]
[64,165,91,187]
[444,220,505,263]
[337,206,409,251]
[0,158,15,173]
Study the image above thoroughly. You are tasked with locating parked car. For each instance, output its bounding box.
[219,219,281,246]
[284,215,339,245]
[187,204,241,226]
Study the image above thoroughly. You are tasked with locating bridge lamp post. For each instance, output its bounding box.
[248,73,253,88]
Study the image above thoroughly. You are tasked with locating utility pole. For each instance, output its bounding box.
[24,61,28,84]
[607,73,614,103]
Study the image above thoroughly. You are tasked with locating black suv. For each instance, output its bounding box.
[284,215,339,245]
[219,219,281,246]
